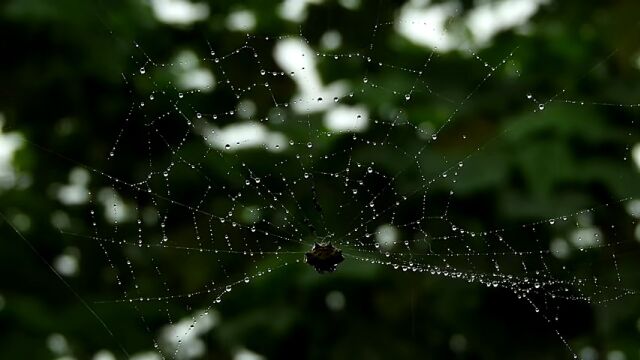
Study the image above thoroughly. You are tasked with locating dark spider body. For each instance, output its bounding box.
[305,242,344,273]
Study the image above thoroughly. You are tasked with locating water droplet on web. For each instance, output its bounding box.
[260,69,266,75]
[225,144,231,150]
[526,93,533,99]
[405,94,411,100]
[363,77,368,83]
[139,67,146,74]
[178,93,184,99]
[538,103,545,110]
[307,142,313,148]
[244,277,250,283]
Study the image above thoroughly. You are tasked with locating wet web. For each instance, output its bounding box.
[65,17,640,359]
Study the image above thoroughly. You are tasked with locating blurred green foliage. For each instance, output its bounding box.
[1,0,640,359]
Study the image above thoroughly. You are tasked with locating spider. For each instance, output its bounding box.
[304,242,344,273]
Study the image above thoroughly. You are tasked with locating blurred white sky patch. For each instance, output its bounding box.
[198,121,288,153]
[98,188,133,224]
[570,227,602,249]
[53,247,80,277]
[234,348,266,360]
[273,38,368,132]
[467,0,547,46]
[160,310,218,360]
[626,199,640,218]
[550,237,570,259]
[338,0,360,10]
[47,333,70,355]
[607,350,626,360]
[174,50,215,92]
[150,0,209,25]
[0,114,24,191]
[320,30,342,50]
[274,38,349,114]
[396,0,461,52]
[278,0,323,22]
[396,0,547,51]
[237,99,257,119]
[376,224,398,250]
[130,352,162,360]
[93,350,116,360]
[226,9,256,31]
[57,167,90,205]
[632,143,640,170]
[324,105,368,132]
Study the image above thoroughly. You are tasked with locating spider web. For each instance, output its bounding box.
[61,6,640,360]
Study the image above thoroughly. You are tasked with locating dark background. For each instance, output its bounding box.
[1,0,640,359]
